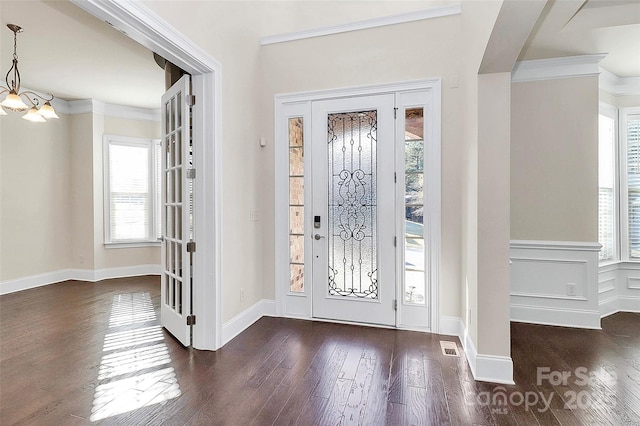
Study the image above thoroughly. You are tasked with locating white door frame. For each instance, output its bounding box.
[275,79,441,333]
[71,0,223,350]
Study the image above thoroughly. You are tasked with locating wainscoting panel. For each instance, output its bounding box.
[510,240,601,329]
[599,263,640,316]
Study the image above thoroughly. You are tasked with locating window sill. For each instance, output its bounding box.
[104,241,161,249]
[599,260,640,273]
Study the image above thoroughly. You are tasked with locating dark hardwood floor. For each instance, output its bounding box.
[1,276,639,425]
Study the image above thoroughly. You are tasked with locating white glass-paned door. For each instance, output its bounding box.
[160,74,192,346]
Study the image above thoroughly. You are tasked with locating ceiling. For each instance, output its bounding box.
[0,0,637,111]
[0,1,165,109]
[519,0,640,78]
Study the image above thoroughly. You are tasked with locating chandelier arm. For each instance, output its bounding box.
[4,60,18,92]
[0,87,9,96]
[20,91,54,103]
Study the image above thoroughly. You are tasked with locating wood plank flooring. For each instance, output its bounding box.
[1,276,639,425]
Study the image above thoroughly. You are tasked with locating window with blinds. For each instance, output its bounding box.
[626,113,640,259]
[598,113,616,261]
[104,136,161,245]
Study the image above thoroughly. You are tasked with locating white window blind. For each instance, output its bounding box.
[104,136,161,245]
[626,114,640,259]
[598,113,616,261]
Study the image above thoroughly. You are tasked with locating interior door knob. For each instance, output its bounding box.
[314,234,325,240]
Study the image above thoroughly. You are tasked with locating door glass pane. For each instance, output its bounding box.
[289,117,305,293]
[404,108,426,304]
[327,110,378,299]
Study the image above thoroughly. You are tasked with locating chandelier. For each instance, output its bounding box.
[0,24,58,122]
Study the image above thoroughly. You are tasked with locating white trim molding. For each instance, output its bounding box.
[510,240,601,329]
[511,54,606,83]
[221,299,277,346]
[51,98,161,121]
[599,68,640,97]
[0,265,161,295]
[260,4,461,45]
[439,315,514,385]
[598,261,640,317]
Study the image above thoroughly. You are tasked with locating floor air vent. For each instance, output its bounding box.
[440,340,460,357]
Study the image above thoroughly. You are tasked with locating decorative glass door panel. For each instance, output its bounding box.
[312,94,395,326]
[327,111,378,299]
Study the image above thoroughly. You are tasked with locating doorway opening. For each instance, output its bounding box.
[72,0,223,350]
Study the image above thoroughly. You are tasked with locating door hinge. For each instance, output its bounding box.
[394,172,397,183]
[187,168,196,179]
[393,299,398,311]
[394,236,397,247]
[187,95,196,107]
[187,315,196,325]
[394,107,398,119]
[187,241,196,253]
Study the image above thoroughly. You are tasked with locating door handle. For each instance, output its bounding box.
[314,234,325,240]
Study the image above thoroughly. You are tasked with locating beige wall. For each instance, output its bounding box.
[69,112,95,269]
[0,113,72,281]
[1,108,161,282]
[511,77,599,242]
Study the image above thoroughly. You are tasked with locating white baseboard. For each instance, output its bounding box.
[511,304,601,329]
[601,295,640,317]
[221,299,276,346]
[440,315,514,385]
[0,265,161,295]
[618,296,640,313]
[439,315,466,337]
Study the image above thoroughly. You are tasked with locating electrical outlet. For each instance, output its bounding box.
[240,288,245,302]
[250,209,259,222]
[567,283,577,297]
[79,255,84,264]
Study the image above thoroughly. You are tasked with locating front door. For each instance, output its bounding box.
[311,94,396,326]
[160,74,193,346]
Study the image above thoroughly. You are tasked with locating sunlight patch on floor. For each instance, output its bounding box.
[90,293,181,422]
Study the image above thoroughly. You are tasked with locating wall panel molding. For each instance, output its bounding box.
[599,262,640,317]
[510,240,600,329]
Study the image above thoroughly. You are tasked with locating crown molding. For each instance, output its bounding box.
[50,98,160,121]
[511,54,607,83]
[599,68,640,97]
[260,3,461,46]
